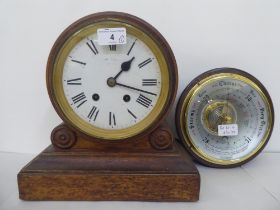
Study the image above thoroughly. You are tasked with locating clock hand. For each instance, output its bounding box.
[115,82,157,96]
[114,57,135,80]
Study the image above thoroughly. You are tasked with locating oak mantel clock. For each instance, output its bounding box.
[18,12,200,201]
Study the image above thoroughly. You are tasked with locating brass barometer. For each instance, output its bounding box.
[176,68,274,168]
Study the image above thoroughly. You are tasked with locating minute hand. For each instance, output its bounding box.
[115,82,157,96]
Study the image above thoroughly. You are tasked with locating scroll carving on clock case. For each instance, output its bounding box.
[51,124,77,149]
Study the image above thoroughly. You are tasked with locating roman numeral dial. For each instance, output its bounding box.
[127,39,137,55]
[138,58,152,68]
[67,78,82,85]
[86,39,98,55]
[127,109,137,119]
[136,94,153,108]
[109,45,116,51]
[88,106,99,121]
[71,59,86,65]
[142,79,157,86]
[62,33,162,132]
[109,112,116,127]
[71,92,87,108]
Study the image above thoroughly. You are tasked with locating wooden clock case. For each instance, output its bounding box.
[17,12,200,202]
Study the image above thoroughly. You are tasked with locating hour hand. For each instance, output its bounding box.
[113,57,135,80]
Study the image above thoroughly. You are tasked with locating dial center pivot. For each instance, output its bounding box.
[107,77,116,87]
[201,100,237,136]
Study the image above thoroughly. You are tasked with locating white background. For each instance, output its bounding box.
[0,0,279,154]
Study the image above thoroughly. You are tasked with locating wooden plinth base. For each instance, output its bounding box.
[18,142,200,202]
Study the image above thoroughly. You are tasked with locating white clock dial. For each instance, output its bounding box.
[186,76,271,162]
[62,33,161,130]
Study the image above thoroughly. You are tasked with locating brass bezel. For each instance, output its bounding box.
[180,72,273,166]
[51,20,170,140]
